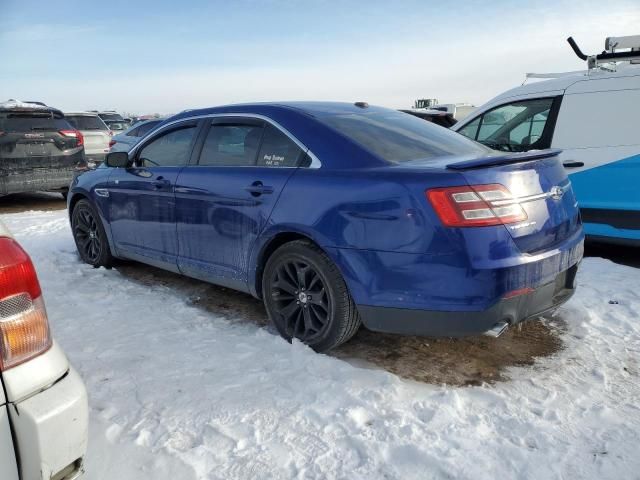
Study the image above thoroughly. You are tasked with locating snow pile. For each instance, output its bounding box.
[3,210,639,480]
[0,99,51,110]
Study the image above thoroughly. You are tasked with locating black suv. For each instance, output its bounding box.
[0,101,85,197]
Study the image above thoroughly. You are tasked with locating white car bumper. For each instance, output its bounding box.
[10,366,88,480]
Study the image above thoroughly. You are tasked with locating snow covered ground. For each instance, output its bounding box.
[3,209,640,480]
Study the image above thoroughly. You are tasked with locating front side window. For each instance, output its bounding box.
[198,123,263,166]
[318,109,489,163]
[459,98,556,152]
[137,121,161,137]
[256,124,303,167]
[137,126,197,167]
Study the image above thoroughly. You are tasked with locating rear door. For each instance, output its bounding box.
[175,118,305,290]
[108,120,200,268]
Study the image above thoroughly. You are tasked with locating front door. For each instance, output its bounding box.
[175,119,306,290]
[108,121,200,269]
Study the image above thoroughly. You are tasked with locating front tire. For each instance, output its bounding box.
[71,199,113,268]
[262,240,361,352]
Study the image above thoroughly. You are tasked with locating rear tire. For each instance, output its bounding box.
[71,199,113,268]
[262,240,361,352]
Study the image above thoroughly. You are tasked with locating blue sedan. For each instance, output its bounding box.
[68,102,584,351]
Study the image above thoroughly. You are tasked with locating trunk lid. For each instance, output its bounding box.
[448,150,581,253]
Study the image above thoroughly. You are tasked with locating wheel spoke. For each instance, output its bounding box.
[269,257,331,343]
[274,276,297,295]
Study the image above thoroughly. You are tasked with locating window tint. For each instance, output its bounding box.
[125,127,140,137]
[137,121,161,137]
[257,124,303,167]
[137,126,197,167]
[198,123,263,166]
[65,115,108,131]
[465,98,555,151]
[0,112,71,132]
[318,110,488,163]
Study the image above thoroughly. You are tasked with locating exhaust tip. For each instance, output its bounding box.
[484,321,509,338]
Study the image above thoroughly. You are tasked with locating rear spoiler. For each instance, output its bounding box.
[446,149,561,170]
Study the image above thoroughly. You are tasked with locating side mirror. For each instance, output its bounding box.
[105,151,130,168]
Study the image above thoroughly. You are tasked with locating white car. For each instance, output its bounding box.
[0,221,88,480]
[65,112,112,167]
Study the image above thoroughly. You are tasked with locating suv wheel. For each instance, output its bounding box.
[71,199,113,268]
[263,240,361,352]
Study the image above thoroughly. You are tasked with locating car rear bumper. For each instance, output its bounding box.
[0,168,76,195]
[9,367,88,480]
[85,153,106,166]
[357,263,578,337]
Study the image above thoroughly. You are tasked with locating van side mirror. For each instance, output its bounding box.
[105,151,129,168]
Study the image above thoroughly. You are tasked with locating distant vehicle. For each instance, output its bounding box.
[0,100,85,198]
[104,120,128,134]
[0,220,88,480]
[97,111,124,122]
[64,111,111,167]
[69,102,583,352]
[453,35,640,246]
[109,119,163,152]
[399,109,457,128]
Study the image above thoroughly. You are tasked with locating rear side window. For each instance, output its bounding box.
[318,110,488,163]
[137,126,197,167]
[459,98,557,152]
[65,115,108,131]
[0,112,71,132]
[125,127,140,137]
[256,124,303,167]
[198,123,263,166]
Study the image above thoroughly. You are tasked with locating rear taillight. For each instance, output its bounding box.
[59,129,84,147]
[0,237,51,370]
[426,184,527,227]
[108,140,116,148]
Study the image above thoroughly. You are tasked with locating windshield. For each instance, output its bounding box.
[65,115,108,131]
[0,111,71,132]
[318,110,489,163]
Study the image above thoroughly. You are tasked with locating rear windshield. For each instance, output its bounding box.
[65,115,108,131]
[0,111,71,132]
[318,110,488,163]
[99,113,123,121]
[106,122,128,130]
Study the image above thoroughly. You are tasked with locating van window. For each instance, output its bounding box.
[460,98,557,152]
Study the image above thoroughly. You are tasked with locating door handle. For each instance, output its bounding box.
[152,176,171,189]
[563,161,584,168]
[245,181,274,197]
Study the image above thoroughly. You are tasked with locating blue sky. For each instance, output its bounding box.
[1,0,639,114]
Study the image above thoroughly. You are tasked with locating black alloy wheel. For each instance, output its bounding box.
[72,199,113,268]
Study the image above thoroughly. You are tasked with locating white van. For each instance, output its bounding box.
[453,35,640,245]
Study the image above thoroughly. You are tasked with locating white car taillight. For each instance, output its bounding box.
[0,237,51,370]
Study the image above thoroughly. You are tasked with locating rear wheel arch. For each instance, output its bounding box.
[254,232,317,298]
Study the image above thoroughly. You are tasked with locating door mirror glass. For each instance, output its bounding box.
[105,151,129,168]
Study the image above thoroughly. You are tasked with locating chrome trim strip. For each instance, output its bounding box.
[129,113,322,169]
[94,188,109,198]
[491,182,571,206]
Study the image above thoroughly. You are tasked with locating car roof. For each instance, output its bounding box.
[0,100,63,116]
[65,111,100,116]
